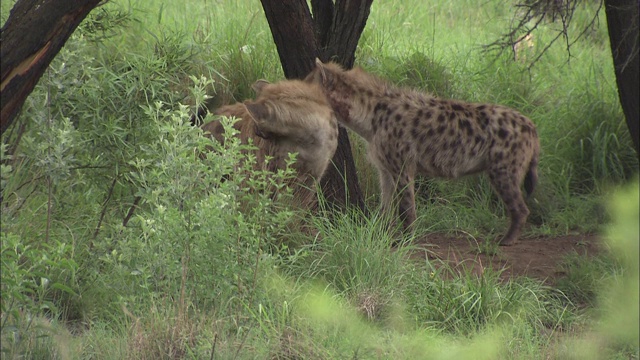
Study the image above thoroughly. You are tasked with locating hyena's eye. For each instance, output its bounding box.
[254,126,271,140]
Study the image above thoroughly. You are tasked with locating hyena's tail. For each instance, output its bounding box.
[523,144,539,198]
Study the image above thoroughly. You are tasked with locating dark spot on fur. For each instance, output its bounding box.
[425,110,432,119]
[478,112,489,128]
[452,103,464,111]
[498,128,509,139]
[417,109,424,117]
[403,103,410,110]
[374,102,387,113]
[395,114,402,122]
[426,128,435,137]
[460,119,473,136]
[477,104,487,111]
[474,135,484,144]
[437,114,446,123]
[448,128,455,136]
[413,116,420,128]
[437,125,447,134]
[448,111,457,121]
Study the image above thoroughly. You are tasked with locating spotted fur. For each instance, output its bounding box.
[306,59,540,245]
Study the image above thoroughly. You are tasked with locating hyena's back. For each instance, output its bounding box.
[378,96,539,183]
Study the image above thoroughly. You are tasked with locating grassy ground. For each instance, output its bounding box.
[1,0,638,358]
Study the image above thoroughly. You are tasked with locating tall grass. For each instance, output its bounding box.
[1,0,638,358]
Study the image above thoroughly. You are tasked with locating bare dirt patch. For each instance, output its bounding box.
[411,233,603,284]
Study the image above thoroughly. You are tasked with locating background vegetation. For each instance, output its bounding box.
[1,0,638,358]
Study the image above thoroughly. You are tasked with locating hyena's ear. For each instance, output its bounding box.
[244,102,270,123]
[252,79,270,95]
[304,58,328,85]
[315,58,328,84]
[245,102,274,139]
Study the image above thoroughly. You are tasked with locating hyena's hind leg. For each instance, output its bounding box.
[487,166,530,246]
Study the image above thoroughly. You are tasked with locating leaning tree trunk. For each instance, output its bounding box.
[604,0,639,158]
[260,0,373,212]
[0,0,103,136]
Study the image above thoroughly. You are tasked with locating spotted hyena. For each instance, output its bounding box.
[201,79,339,207]
[305,59,540,246]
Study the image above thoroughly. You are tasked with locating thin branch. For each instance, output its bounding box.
[482,0,605,70]
[122,195,141,227]
[93,173,118,240]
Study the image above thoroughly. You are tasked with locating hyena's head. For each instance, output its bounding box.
[242,79,339,179]
[305,59,383,134]
[304,59,360,124]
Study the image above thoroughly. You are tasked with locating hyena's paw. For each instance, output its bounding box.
[498,236,518,246]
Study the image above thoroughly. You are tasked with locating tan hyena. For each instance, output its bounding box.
[201,79,339,207]
[305,59,540,246]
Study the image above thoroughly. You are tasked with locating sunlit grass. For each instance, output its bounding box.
[1,0,638,358]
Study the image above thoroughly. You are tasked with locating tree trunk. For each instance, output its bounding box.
[260,0,373,212]
[605,0,639,157]
[1,0,103,136]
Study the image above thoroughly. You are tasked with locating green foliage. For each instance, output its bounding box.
[405,262,575,335]
[1,0,638,358]
[291,207,415,321]
[1,233,78,357]
[555,179,639,359]
[1,6,297,357]
[555,252,622,307]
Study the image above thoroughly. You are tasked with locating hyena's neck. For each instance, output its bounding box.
[334,83,386,143]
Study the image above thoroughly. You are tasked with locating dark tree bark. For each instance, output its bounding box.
[259,2,319,79]
[605,0,639,157]
[1,0,103,136]
[260,0,374,212]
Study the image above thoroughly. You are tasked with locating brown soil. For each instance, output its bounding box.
[410,233,603,284]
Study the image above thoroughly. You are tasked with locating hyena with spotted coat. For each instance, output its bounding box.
[306,59,540,246]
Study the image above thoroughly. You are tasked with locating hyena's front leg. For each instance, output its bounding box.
[487,167,530,246]
[378,168,396,218]
[396,171,417,232]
